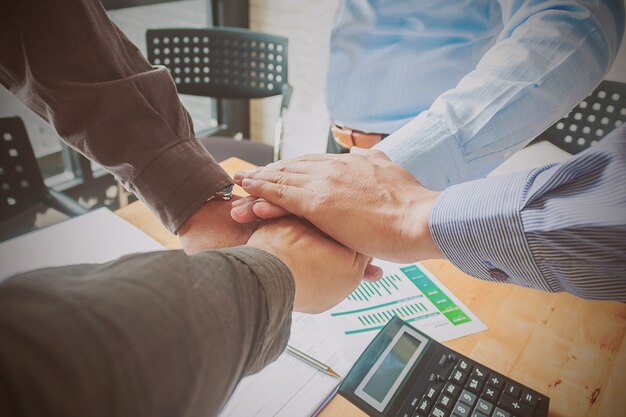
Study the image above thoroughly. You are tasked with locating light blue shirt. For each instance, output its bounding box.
[429,125,626,301]
[326,0,624,190]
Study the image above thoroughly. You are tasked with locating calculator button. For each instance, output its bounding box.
[487,374,504,389]
[481,385,499,402]
[471,366,487,381]
[437,392,455,410]
[492,407,510,417]
[498,393,534,417]
[425,386,441,401]
[451,369,468,385]
[429,373,446,383]
[520,390,539,407]
[456,359,472,372]
[416,398,432,414]
[410,396,420,408]
[428,406,448,417]
[443,382,461,398]
[503,381,522,399]
[451,400,471,417]
[470,412,487,417]
[459,390,477,407]
[465,377,484,395]
[474,398,494,415]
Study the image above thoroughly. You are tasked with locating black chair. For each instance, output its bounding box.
[146,27,293,164]
[532,80,626,154]
[0,117,87,240]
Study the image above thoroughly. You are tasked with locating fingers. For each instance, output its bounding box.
[236,170,309,189]
[233,154,347,184]
[253,200,290,219]
[230,200,260,223]
[231,196,291,223]
[239,179,312,217]
[363,263,384,281]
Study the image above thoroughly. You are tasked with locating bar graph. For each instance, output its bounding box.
[346,274,402,302]
[329,263,472,335]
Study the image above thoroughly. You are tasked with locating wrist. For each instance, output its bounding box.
[405,188,444,261]
[177,198,228,237]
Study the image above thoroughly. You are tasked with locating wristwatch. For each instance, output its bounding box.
[207,184,234,202]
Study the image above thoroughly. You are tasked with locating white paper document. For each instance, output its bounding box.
[0,208,164,282]
[220,260,487,417]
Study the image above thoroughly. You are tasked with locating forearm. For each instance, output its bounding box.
[428,126,626,301]
[0,0,231,233]
[377,0,623,190]
[0,247,294,417]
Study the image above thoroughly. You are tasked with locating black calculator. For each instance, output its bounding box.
[339,317,549,417]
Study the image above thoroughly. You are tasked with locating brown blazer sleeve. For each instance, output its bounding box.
[0,246,295,417]
[0,0,232,233]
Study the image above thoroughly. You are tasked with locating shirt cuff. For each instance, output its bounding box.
[375,113,473,191]
[218,246,295,370]
[125,138,232,234]
[428,172,557,293]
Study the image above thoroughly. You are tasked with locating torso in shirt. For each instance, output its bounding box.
[326,0,504,134]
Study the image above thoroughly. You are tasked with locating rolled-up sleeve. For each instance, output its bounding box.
[429,126,626,302]
[0,0,232,233]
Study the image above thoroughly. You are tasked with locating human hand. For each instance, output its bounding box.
[232,148,443,263]
[247,217,377,313]
[178,197,258,255]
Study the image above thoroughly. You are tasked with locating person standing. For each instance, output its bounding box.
[326,0,624,190]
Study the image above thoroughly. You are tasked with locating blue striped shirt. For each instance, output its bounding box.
[429,125,626,301]
[328,0,624,190]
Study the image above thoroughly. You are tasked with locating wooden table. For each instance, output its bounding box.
[116,157,626,417]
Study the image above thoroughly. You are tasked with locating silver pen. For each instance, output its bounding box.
[285,345,342,379]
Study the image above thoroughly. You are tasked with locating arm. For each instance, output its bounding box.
[0,248,293,417]
[0,219,371,417]
[0,0,231,235]
[429,125,626,301]
[234,126,626,301]
[376,0,624,190]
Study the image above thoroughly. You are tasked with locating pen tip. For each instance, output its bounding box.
[328,369,342,379]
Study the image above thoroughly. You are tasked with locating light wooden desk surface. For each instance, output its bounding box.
[116,157,626,417]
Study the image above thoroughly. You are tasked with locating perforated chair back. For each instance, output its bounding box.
[0,117,47,222]
[534,80,626,154]
[146,27,289,99]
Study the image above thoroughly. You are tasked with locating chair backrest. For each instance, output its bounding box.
[535,80,626,154]
[146,27,289,99]
[0,117,46,222]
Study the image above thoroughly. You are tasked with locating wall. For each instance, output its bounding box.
[249,0,339,157]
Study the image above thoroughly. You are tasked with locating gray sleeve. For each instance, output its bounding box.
[0,246,294,417]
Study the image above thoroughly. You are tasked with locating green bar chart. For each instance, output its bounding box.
[330,263,473,335]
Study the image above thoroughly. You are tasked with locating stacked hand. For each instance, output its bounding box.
[230,148,443,263]
[247,218,374,313]
[177,193,380,314]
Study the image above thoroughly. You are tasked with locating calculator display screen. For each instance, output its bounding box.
[361,333,422,403]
